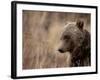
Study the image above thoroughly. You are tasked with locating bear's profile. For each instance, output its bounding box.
[58,20,90,67]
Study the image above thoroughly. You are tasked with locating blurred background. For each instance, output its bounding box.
[23,10,90,69]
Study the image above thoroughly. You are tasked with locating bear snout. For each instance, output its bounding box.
[58,49,65,53]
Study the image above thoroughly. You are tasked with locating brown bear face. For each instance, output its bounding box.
[58,21,85,53]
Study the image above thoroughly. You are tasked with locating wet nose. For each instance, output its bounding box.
[58,49,64,53]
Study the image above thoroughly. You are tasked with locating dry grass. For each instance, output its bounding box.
[22,10,90,69]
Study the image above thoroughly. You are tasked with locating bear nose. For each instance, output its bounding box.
[58,49,64,53]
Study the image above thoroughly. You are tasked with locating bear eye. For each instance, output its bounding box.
[78,36,83,40]
[63,35,70,40]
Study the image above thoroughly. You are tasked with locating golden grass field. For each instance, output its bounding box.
[22,10,90,69]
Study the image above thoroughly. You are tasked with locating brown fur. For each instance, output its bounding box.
[58,20,90,67]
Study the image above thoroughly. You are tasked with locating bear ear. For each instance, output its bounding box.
[76,20,84,30]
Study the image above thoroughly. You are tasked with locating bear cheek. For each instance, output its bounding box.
[67,40,75,52]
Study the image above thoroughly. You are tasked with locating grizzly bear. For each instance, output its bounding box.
[58,20,90,67]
